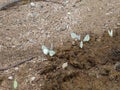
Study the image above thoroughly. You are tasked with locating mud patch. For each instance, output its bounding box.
[0,0,120,89]
[38,27,120,90]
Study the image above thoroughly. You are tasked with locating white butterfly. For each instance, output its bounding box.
[80,41,83,48]
[42,45,56,56]
[42,45,49,55]
[70,32,80,40]
[108,30,113,37]
[83,34,90,42]
[13,79,18,89]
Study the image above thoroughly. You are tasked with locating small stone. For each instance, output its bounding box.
[99,69,110,76]
[87,7,91,12]
[15,67,19,70]
[105,12,112,15]
[114,63,120,72]
[67,12,71,15]
[59,25,67,31]
[12,46,16,48]
[31,77,36,81]
[30,2,35,7]
[62,62,68,69]
[8,76,13,80]
[40,5,44,8]
[117,22,120,26]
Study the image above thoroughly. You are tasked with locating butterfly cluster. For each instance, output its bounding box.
[42,45,56,56]
[70,32,90,48]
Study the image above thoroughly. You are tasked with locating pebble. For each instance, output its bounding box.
[117,22,120,26]
[100,69,110,76]
[15,67,19,70]
[67,12,71,15]
[62,62,68,69]
[30,2,36,7]
[114,63,120,72]
[8,76,13,80]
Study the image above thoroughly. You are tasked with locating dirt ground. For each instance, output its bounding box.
[0,0,120,90]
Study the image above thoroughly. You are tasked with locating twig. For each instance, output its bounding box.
[0,0,21,10]
[0,0,64,11]
[0,57,35,71]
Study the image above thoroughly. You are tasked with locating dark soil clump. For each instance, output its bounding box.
[38,26,120,90]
